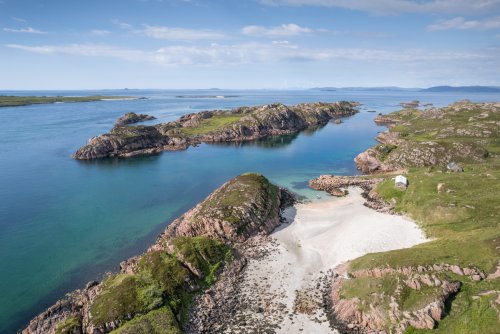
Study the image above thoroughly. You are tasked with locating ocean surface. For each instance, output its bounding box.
[1,89,499,333]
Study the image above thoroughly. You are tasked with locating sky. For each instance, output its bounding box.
[1,0,500,89]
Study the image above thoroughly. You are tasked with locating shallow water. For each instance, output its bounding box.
[0,89,498,332]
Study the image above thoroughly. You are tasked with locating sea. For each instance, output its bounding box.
[1,89,499,333]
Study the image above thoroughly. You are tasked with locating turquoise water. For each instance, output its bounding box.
[1,89,499,333]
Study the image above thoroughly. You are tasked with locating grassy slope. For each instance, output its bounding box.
[0,95,131,107]
[178,114,245,136]
[190,173,280,236]
[347,103,500,333]
[89,237,231,331]
[87,174,275,333]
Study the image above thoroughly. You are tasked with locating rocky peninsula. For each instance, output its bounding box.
[23,173,294,334]
[73,101,358,159]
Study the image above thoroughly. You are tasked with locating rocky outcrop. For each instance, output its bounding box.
[114,112,156,126]
[400,100,420,109]
[328,264,469,334]
[354,148,399,174]
[357,101,498,173]
[309,175,381,196]
[23,173,294,334]
[160,173,293,245]
[374,114,402,126]
[74,101,359,159]
[309,175,394,212]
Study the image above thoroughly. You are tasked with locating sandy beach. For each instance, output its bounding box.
[224,187,428,333]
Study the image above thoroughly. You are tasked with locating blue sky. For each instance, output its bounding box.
[1,0,499,89]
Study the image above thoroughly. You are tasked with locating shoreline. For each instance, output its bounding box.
[187,187,428,333]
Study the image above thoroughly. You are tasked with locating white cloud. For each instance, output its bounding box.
[272,40,291,44]
[5,42,493,67]
[5,44,148,62]
[428,16,500,31]
[112,19,133,30]
[12,17,27,23]
[242,23,312,36]
[137,25,227,40]
[91,29,112,36]
[3,27,46,34]
[259,0,500,15]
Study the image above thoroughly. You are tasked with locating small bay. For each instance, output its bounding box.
[0,89,499,333]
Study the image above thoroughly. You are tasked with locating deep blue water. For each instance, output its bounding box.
[1,89,499,333]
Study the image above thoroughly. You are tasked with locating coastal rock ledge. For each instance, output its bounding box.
[22,173,294,334]
[73,101,358,159]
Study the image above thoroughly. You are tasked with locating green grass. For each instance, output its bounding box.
[178,114,244,136]
[89,236,232,329]
[344,102,500,333]
[400,285,442,312]
[111,306,182,334]
[194,173,280,234]
[351,162,500,273]
[405,276,500,334]
[54,316,81,334]
[0,95,131,107]
[137,251,189,295]
[171,236,232,285]
[341,275,399,312]
[90,274,162,326]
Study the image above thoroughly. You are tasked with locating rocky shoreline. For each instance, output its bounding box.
[23,174,295,334]
[354,100,498,174]
[23,100,499,333]
[320,100,500,334]
[73,101,359,159]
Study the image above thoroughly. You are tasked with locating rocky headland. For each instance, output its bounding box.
[114,112,156,126]
[355,100,499,174]
[23,173,294,334]
[73,101,358,159]
[323,100,500,333]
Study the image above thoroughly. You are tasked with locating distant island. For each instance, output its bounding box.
[0,95,137,108]
[421,85,500,93]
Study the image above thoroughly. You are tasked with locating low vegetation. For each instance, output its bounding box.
[54,316,81,334]
[89,236,231,331]
[345,101,500,333]
[110,307,182,334]
[0,95,131,107]
[178,114,244,136]
[193,173,280,235]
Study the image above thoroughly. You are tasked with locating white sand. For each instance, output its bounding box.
[227,187,428,334]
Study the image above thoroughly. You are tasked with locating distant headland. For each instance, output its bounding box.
[0,95,139,108]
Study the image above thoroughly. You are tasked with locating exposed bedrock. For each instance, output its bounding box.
[73,101,359,159]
